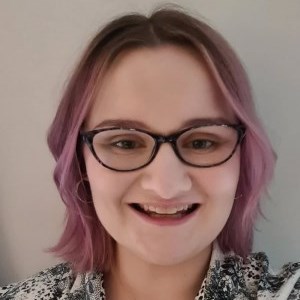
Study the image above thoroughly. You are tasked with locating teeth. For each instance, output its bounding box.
[156,206,177,214]
[138,204,194,215]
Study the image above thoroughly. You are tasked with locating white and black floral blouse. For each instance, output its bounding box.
[1,243,300,299]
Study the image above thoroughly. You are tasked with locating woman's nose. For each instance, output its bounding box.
[140,144,192,199]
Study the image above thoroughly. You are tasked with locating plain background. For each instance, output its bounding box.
[0,0,299,285]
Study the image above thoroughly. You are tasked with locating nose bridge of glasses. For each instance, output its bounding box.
[154,134,178,157]
[152,134,180,165]
[156,134,177,144]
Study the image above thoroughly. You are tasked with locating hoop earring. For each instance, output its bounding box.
[75,177,93,204]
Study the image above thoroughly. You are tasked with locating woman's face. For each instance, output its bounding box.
[84,45,240,266]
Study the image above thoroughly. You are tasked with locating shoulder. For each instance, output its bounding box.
[0,263,74,299]
[243,252,300,299]
[232,252,300,297]
[205,245,300,299]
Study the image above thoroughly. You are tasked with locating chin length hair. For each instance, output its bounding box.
[46,6,275,274]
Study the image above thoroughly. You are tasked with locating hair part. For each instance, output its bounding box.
[46,6,275,274]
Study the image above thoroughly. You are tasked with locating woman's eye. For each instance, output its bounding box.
[190,139,214,149]
[112,140,139,149]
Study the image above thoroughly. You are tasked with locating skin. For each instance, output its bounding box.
[83,45,241,300]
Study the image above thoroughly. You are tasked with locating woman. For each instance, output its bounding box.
[1,7,300,300]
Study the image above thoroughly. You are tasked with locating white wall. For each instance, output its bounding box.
[0,0,299,285]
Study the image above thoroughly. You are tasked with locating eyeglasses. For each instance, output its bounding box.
[80,124,246,172]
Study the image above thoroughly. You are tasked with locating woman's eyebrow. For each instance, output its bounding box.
[93,117,233,131]
[93,119,151,130]
[181,117,233,128]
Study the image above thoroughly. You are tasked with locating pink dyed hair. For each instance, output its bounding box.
[46,6,275,274]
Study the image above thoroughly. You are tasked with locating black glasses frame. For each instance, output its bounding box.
[80,124,246,172]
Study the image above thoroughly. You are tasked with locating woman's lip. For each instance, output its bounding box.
[129,202,200,209]
[130,203,197,215]
[128,203,200,226]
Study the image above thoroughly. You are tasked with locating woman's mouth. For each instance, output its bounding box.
[130,203,200,219]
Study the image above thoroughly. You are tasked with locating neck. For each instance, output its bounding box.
[104,244,212,300]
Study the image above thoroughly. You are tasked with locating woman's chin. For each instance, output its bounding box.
[126,244,212,268]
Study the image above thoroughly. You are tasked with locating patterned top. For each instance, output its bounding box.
[1,244,300,300]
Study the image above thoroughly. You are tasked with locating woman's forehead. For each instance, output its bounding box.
[85,45,236,131]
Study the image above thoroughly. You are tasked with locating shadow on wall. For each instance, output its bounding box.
[0,217,18,285]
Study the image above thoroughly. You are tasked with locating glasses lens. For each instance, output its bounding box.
[92,129,155,170]
[177,125,239,166]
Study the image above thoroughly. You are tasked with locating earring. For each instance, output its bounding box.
[75,177,93,204]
